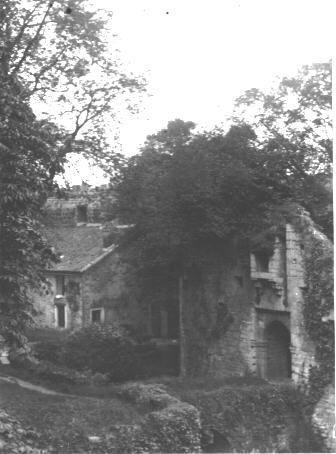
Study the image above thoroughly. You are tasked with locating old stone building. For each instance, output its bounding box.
[32,191,333,449]
[35,193,332,388]
[181,223,326,384]
[33,193,144,333]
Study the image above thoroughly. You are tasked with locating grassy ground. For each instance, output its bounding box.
[0,364,323,453]
[0,377,143,453]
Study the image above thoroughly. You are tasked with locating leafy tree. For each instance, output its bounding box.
[115,120,293,373]
[114,100,332,372]
[233,62,332,237]
[0,75,60,345]
[0,1,145,345]
[116,120,289,275]
[0,0,145,174]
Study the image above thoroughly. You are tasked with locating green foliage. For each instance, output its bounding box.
[0,77,60,345]
[292,214,334,401]
[114,118,317,330]
[177,383,325,453]
[0,409,44,453]
[0,0,144,345]
[135,342,180,377]
[59,325,179,381]
[234,62,332,237]
[118,383,201,453]
[25,327,70,343]
[61,324,137,381]
[0,0,145,173]
[115,120,288,278]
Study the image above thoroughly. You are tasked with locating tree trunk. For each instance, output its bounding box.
[178,274,187,377]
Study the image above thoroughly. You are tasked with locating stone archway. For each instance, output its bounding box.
[265,320,291,379]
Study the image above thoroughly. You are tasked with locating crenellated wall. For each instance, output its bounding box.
[44,197,103,226]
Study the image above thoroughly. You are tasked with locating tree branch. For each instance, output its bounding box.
[11,2,54,76]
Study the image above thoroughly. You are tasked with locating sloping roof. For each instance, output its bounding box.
[44,226,114,273]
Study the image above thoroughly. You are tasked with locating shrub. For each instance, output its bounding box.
[62,324,139,382]
[32,339,64,364]
[25,327,70,343]
[118,383,202,453]
[177,383,324,453]
[28,326,180,382]
[27,327,69,364]
[134,341,180,378]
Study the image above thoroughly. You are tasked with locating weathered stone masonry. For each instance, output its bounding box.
[181,224,317,382]
[35,194,327,388]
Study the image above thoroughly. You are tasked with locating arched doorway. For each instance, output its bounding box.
[265,321,291,379]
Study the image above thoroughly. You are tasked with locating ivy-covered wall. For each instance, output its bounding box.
[81,252,144,331]
[289,213,334,390]
[181,242,255,376]
[286,224,317,382]
[181,217,333,389]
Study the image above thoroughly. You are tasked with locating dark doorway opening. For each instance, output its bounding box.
[77,205,88,223]
[265,320,291,379]
[56,304,65,328]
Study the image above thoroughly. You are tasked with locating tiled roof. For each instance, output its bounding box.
[43,225,114,272]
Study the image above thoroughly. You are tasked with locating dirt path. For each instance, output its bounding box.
[0,373,68,396]
[0,373,143,453]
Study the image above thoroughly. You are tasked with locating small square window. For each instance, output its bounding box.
[255,252,270,272]
[91,308,104,323]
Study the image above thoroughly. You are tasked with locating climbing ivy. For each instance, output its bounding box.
[293,213,334,401]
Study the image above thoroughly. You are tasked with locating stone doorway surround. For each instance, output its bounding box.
[254,308,291,380]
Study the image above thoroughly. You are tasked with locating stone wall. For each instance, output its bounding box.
[182,224,320,381]
[81,252,145,333]
[33,252,145,335]
[44,197,102,226]
[181,244,254,376]
[313,384,336,452]
[286,224,316,382]
[32,273,83,330]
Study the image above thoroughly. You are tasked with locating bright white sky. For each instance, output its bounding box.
[62,0,334,185]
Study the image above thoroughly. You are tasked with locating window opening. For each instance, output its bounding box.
[77,205,88,223]
[91,308,104,323]
[56,275,65,295]
[255,252,270,272]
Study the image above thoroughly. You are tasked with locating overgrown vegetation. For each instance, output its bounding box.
[0,0,144,346]
[0,373,202,453]
[170,381,326,453]
[0,377,144,453]
[112,62,332,381]
[234,62,332,238]
[0,76,60,346]
[28,325,179,382]
[292,213,334,402]
[113,62,332,312]
[0,0,145,172]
